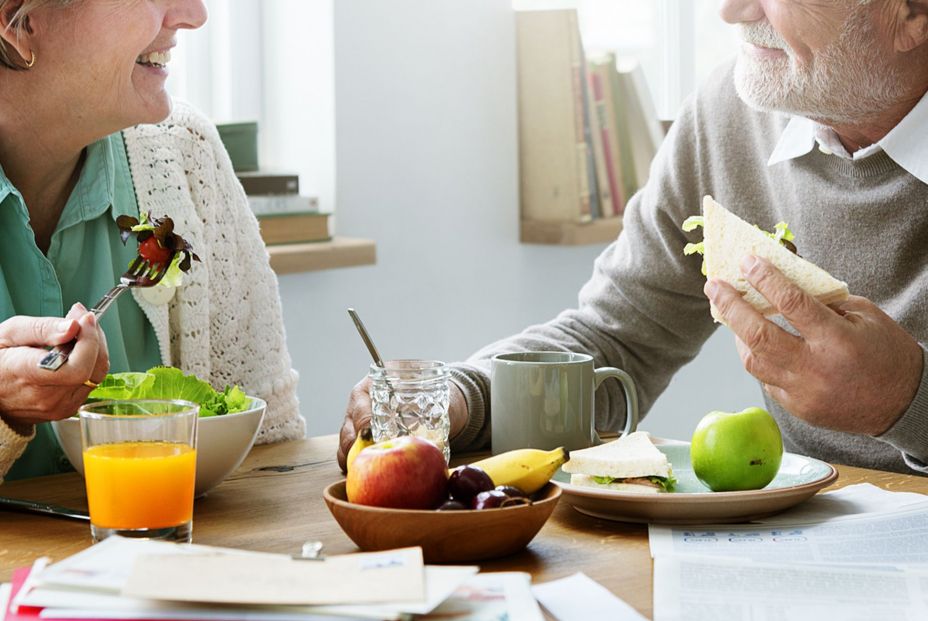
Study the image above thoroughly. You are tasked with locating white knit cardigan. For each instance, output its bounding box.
[0,101,306,480]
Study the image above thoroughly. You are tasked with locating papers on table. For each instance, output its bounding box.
[423,572,544,621]
[649,484,928,564]
[11,537,471,620]
[533,573,647,621]
[654,555,928,621]
[0,585,10,621]
[749,481,928,525]
[124,548,425,605]
[649,483,928,621]
[3,536,564,621]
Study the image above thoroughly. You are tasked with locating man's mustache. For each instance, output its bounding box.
[739,23,790,52]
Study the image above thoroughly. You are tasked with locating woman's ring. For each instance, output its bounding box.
[83,379,99,389]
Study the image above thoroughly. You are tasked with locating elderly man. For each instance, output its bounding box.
[339,0,928,474]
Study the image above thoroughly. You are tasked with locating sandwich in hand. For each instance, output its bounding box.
[683,195,849,322]
[562,431,676,493]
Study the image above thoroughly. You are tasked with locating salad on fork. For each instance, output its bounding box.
[38,212,199,371]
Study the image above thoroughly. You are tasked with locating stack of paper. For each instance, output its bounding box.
[0,538,547,621]
[648,483,928,620]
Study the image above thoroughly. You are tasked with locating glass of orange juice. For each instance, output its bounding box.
[79,400,198,543]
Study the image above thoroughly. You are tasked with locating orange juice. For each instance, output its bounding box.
[83,441,196,530]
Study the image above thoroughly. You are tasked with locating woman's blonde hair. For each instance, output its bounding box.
[0,0,73,70]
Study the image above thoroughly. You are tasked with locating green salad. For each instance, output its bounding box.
[87,366,250,417]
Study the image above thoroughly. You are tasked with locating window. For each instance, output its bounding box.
[166,0,336,213]
[514,0,740,119]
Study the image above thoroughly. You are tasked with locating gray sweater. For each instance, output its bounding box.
[450,61,928,475]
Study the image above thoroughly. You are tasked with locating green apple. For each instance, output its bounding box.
[690,407,783,492]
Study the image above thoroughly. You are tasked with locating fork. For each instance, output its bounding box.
[38,255,172,371]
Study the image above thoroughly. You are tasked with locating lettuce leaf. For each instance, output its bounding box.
[87,366,250,417]
[131,367,218,408]
[771,221,795,244]
[683,242,704,256]
[87,372,156,400]
[590,474,676,492]
[649,474,677,492]
[681,215,704,232]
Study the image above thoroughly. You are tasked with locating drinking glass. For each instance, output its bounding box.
[79,400,198,543]
[369,360,451,462]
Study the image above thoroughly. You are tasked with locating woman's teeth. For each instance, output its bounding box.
[136,50,171,68]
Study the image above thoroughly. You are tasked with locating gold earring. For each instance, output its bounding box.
[24,50,35,69]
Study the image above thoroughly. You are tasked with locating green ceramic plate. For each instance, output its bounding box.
[552,440,838,524]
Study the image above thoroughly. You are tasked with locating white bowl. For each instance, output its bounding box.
[52,398,266,498]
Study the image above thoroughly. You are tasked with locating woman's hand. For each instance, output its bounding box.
[0,303,109,433]
[337,376,470,472]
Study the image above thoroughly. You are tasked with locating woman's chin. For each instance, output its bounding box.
[133,95,174,126]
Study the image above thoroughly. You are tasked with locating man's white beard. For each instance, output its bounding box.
[733,9,907,124]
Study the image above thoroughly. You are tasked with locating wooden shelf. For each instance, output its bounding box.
[267,237,376,274]
[520,216,623,245]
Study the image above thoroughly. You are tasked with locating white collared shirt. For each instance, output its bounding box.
[767,89,928,185]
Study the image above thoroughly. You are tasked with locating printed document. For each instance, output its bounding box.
[653,554,928,621]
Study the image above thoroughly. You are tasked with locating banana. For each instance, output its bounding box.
[468,447,568,494]
[346,427,375,473]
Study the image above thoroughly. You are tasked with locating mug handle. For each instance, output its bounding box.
[592,367,639,443]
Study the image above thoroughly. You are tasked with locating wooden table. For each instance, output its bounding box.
[2,436,927,619]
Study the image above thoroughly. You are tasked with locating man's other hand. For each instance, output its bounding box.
[337,376,470,472]
[706,255,923,436]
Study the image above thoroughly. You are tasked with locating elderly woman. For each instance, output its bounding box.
[0,0,304,481]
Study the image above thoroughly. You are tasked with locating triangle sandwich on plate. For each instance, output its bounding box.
[562,431,676,493]
[684,195,849,322]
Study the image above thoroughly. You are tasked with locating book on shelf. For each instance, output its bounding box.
[589,53,637,212]
[248,194,319,216]
[236,171,300,196]
[515,10,666,236]
[581,53,610,219]
[587,59,625,216]
[615,60,664,191]
[516,9,593,223]
[256,211,331,246]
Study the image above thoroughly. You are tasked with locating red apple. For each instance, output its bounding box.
[346,436,449,509]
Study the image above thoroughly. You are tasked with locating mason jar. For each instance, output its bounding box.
[369,360,451,463]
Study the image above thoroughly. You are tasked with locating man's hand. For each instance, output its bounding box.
[337,376,470,472]
[0,304,110,433]
[705,256,923,436]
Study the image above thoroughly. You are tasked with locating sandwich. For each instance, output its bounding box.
[683,195,849,322]
[562,431,676,493]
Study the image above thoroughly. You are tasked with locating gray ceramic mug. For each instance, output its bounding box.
[490,352,639,454]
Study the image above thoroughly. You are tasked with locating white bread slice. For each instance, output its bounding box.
[562,431,671,479]
[702,195,849,321]
[569,473,663,493]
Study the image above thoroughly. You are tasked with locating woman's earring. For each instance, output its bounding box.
[24,50,35,69]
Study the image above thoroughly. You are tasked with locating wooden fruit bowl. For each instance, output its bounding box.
[323,481,561,563]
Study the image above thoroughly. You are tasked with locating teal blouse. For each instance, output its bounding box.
[1,132,162,479]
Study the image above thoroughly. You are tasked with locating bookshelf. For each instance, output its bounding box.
[267,237,376,275]
[521,217,623,246]
[516,10,664,247]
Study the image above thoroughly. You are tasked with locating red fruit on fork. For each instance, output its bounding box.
[138,236,173,267]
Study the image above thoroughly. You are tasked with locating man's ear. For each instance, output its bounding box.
[894,0,928,53]
[0,1,34,66]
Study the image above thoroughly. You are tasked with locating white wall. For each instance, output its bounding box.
[167,0,336,215]
[278,0,763,443]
